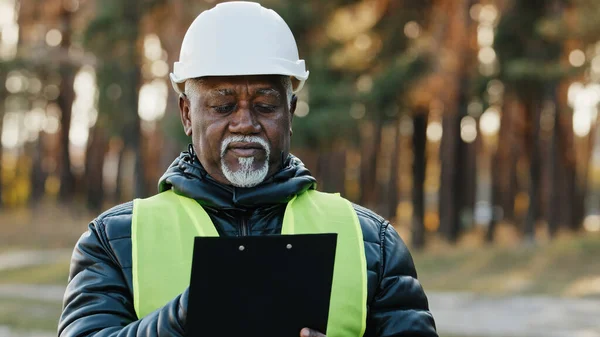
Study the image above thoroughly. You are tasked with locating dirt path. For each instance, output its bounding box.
[428,291,600,337]
[0,327,54,337]
[0,249,71,272]
[0,284,65,301]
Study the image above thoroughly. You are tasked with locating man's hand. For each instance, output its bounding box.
[300,328,326,337]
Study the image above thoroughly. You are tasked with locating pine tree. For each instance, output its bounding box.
[83,0,167,207]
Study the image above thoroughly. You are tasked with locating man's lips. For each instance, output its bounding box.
[227,142,264,156]
[228,142,263,150]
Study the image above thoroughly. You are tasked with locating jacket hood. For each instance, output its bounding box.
[158,146,317,210]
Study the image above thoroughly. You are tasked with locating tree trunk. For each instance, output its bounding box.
[360,116,383,208]
[0,77,5,208]
[57,68,76,202]
[461,125,477,227]
[0,119,3,207]
[330,150,346,193]
[412,112,428,249]
[316,150,346,193]
[486,150,500,243]
[439,112,465,243]
[122,0,146,198]
[507,143,520,222]
[85,125,109,212]
[158,0,189,170]
[29,135,46,205]
[435,0,471,244]
[524,96,542,243]
[115,145,126,203]
[501,93,520,222]
[556,109,576,231]
[548,101,561,237]
[57,7,75,202]
[133,110,146,198]
[487,92,516,243]
[387,119,401,220]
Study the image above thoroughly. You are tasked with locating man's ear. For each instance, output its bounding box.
[289,95,297,135]
[179,94,193,137]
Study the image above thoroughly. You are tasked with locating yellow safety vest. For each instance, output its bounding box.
[132,189,367,337]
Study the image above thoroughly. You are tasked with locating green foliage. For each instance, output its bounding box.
[0,59,31,74]
[504,59,577,81]
[83,0,166,140]
[162,111,191,149]
[511,1,600,45]
[279,0,433,149]
[269,0,315,40]
[495,0,565,87]
[366,53,429,112]
[291,69,357,149]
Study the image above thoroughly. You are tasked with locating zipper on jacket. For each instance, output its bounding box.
[239,215,250,236]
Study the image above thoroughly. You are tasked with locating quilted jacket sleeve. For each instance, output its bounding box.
[58,217,187,337]
[366,223,438,337]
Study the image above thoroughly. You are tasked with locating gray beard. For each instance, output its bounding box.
[220,136,270,188]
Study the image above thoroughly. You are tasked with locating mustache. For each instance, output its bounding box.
[220,135,271,158]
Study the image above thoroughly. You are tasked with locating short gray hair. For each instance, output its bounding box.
[184,76,293,109]
[280,76,293,108]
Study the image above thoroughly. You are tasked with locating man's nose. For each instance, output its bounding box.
[229,105,261,134]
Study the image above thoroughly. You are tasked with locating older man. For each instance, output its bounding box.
[58,2,437,337]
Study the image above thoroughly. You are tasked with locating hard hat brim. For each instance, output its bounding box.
[170,58,309,95]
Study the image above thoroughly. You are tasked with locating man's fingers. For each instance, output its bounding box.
[300,327,326,337]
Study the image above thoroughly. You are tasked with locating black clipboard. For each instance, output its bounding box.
[185,234,337,337]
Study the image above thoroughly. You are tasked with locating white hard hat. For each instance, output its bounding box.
[170,1,309,95]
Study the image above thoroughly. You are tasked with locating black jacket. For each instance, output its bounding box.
[58,151,438,337]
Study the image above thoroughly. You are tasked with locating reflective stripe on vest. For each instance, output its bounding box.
[131,189,367,337]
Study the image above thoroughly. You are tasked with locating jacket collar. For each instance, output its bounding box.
[157,147,317,210]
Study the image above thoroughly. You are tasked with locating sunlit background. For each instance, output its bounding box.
[1,0,600,336]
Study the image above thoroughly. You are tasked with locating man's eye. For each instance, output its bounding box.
[255,104,276,113]
[212,104,236,113]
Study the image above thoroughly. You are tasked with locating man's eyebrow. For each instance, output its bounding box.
[203,88,235,99]
[255,88,281,99]
[213,88,235,96]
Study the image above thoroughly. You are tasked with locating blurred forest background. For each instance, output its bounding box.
[1,0,600,251]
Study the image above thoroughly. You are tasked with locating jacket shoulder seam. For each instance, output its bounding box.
[96,201,134,222]
[91,202,134,268]
[352,203,387,224]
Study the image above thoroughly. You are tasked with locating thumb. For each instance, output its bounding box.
[300,328,326,337]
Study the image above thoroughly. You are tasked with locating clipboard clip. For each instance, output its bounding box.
[238,243,293,251]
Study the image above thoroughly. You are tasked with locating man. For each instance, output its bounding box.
[58,2,438,337]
